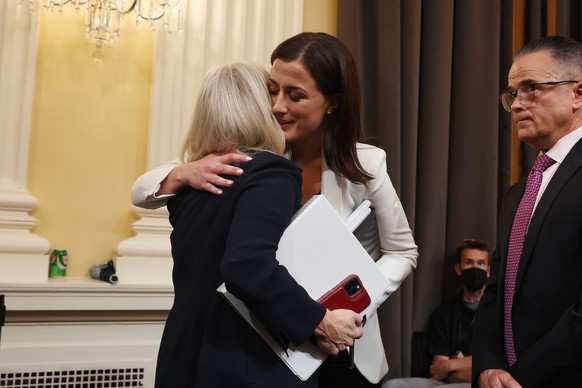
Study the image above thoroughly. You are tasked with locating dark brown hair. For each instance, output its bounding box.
[455,238,490,264]
[271,32,373,184]
[516,36,582,79]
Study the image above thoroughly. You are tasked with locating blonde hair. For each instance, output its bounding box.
[181,63,285,162]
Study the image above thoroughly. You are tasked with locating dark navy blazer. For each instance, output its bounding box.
[155,151,325,388]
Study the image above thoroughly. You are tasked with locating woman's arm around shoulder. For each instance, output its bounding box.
[130,152,252,209]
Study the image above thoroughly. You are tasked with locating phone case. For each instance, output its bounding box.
[317,274,371,313]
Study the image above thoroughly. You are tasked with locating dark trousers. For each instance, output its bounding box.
[317,351,381,388]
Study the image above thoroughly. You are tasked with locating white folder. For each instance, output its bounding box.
[217,194,390,381]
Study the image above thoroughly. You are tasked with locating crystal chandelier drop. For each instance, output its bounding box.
[22,0,182,61]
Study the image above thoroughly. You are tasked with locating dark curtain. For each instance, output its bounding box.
[556,0,582,40]
[337,0,509,379]
[337,0,582,379]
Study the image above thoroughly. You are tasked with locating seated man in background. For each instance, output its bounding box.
[384,239,490,388]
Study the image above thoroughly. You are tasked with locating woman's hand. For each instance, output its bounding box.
[314,309,364,356]
[157,152,252,196]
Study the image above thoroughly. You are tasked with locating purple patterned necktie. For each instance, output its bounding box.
[503,154,555,366]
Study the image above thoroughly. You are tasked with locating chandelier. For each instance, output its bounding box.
[21,0,182,61]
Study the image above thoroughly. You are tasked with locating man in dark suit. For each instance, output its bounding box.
[472,36,582,388]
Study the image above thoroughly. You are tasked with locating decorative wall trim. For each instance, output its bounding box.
[1,366,146,388]
[0,281,172,387]
[1,279,173,313]
[0,323,164,388]
[0,2,50,284]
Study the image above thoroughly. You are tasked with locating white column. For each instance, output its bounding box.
[0,2,51,283]
[116,0,303,284]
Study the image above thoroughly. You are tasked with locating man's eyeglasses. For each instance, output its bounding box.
[499,80,579,112]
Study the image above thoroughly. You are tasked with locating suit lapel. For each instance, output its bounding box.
[515,138,582,289]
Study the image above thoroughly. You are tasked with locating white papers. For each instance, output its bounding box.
[217,195,389,381]
[343,200,371,233]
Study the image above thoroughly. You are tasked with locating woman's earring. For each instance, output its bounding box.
[326,110,333,115]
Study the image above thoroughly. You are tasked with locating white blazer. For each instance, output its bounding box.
[321,143,418,383]
[131,143,418,383]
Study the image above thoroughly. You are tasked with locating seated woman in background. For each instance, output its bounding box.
[154,63,363,388]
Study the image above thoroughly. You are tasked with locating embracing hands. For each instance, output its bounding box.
[158,152,252,196]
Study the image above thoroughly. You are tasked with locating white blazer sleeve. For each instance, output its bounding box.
[130,159,180,209]
[360,146,418,310]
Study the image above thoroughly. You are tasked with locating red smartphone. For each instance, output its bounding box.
[317,274,371,313]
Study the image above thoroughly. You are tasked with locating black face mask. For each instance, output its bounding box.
[461,267,488,291]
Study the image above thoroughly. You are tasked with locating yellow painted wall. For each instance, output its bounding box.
[303,0,338,35]
[28,8,152,277]
[27,2,336,280]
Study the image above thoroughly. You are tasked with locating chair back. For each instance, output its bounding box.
[410,331,431,377]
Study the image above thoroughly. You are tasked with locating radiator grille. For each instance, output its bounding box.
[0,368,144,387]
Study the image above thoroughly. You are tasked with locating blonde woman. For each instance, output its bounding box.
[154,63,363,388]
